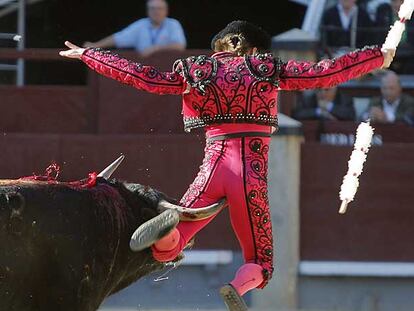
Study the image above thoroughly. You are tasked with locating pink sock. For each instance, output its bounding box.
[151,228,181,262]
[230,263,264,296]
[153,228,180,251]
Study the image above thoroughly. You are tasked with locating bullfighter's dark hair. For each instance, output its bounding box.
[211,20,272,55]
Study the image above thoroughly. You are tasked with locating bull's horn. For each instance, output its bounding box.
[98,155,125,179]
[158,198,227,221]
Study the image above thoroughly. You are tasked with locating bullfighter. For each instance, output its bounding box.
[60,20,394,311]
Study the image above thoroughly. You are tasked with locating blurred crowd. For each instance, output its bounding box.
[296,0,414,125]
[82,0,414,125]
[320,0,414,73]
[293,69,414,125]
[321,0,413,49]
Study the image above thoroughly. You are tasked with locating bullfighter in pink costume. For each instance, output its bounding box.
[61,21,391,311]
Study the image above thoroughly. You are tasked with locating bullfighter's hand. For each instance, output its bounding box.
[381,48,396,69]
[83,41,96,48]
[59,41,85,59]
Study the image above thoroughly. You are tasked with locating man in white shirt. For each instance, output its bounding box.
[368,70,414,123]
[84,0,186,57]
[338,0,359,30]
[321,0,374,48]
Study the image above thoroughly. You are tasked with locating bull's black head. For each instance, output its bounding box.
[102,178,175,225]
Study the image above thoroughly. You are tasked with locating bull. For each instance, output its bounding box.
[0,156,224,311]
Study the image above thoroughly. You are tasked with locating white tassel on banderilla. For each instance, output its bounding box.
[338,121,374,214]
[382,0,414,50]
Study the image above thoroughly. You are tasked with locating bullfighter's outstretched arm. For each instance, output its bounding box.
[278,46,385,91]
[59,41,186,95]
[81,48,186,95]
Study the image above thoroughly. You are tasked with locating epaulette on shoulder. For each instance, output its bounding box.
[173,55,218,93]
[244,53,283,86]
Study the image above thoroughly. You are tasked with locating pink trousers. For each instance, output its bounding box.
[152,136,274,289]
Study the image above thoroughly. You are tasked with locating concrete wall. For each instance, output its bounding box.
[252,116,303,311]
[299,276,414,311]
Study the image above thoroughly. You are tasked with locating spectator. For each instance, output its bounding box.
[84,0,186,57]
[367,70,414,123]
[321,0,374,48]
[360,0,390,21]
[293,86,356,121]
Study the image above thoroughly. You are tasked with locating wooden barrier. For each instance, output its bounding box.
[0,85,89,133]
[0,133,240,250]
[0,48,210,134]
[301,120,414,143]
[300,142,414,261]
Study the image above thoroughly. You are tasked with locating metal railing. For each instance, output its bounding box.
[0,0,26,86]
[302,0,327,37]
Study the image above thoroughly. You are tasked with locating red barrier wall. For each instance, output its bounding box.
[0,133,240,250]
[302,121,414,143]
[0,86,89,133]
[300,142,414,261]
[91,50,206,134]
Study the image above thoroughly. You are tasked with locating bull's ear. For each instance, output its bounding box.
[122,183,160,221]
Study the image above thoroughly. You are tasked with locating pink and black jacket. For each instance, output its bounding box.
[81,47,384,133]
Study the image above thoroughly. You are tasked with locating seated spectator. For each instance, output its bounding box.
[375,0,414,46]
[84,0,186,57]
[321,0,374,48]
[293,86,356,121]
[367,70,414,123]
[360,0,390,21]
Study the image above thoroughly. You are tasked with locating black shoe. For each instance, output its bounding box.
[220,284,248,311]
[130,209,179,252]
